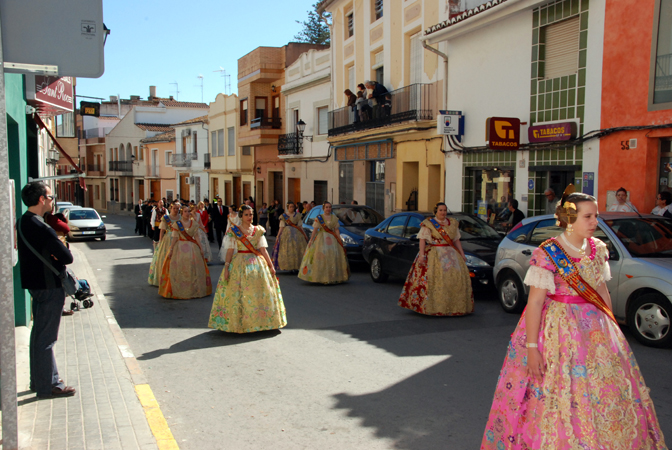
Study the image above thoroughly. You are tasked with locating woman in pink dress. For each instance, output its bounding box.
[481,191,666,450]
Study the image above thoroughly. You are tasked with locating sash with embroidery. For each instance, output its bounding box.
[155,208,166,226]
[317,214,345,249]
[175,220,200,246]
[229,223,263,257]
[540,238,617,324]
[282,213,308,241]
[427,217,454,247]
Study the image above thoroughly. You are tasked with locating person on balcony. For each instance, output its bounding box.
[365,80,390,120]
[356,90,370,122]
[344,89,357,124]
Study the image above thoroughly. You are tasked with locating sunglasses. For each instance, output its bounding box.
[46,195,56,200]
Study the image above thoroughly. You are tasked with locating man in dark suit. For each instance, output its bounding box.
[205,199,215,242]
[142,200,153,238]
[211,198,229,248]
[134,200,144,235]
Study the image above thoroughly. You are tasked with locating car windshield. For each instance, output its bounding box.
[604,217,672,257]
[456,215,501,239]
[335,207,384,226]
[69,210,100,220]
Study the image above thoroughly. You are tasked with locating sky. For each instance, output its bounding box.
[76,0,320,104]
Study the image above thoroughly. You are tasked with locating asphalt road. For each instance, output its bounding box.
[74,214,671,450]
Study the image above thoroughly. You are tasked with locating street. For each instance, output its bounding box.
[75,215,672,450]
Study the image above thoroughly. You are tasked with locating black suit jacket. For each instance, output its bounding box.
[134,204,142,216]
[211,205,229,229]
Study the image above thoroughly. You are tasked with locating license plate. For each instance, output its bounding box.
[82,231,96,235]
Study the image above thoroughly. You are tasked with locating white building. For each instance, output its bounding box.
[172,116,209,202]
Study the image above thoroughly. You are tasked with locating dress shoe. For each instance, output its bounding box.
[62,309,75,316]
[37,385,76,399]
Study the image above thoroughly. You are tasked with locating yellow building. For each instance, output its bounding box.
[207,93,255,206]
[318,0,446,214]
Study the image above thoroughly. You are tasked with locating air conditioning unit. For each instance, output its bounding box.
[629,138,637,149]
[48,150,60,161]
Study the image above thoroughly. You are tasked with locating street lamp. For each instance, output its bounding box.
[296,119,312,141]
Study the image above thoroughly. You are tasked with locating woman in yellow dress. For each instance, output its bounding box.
[271,202,308,272]
[298,201,350,284]
[398,202,473,316]
[158,205,212,299]
[148,202,180,286]
[208,205,287,333]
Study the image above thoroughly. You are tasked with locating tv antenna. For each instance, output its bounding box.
[213,67,231,95]
[169,82,180,100]
[196,75,204,102]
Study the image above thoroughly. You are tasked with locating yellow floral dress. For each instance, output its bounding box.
[158,219,212,299]
[298,214,350,284]
[398,217,473,316]
[148,214,179,286]
[208,226,287,333]
[271,211,308,271]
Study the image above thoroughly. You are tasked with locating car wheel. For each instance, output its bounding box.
[99,235,106,241]
[627,293,672,348]
[369,255,388,283]
[497,271,526,313]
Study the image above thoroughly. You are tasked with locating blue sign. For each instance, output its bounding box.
[583,172,594,196]
[528,179,534,190]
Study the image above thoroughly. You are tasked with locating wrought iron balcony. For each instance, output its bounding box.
[86,164,104,175]
[277,133,303,155]
[327,83,436,137]
[108,160,132,174]
[204,153,211,169]
[250,116,282,129]
[171,153,197,167]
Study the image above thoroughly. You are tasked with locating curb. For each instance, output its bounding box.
[72,245,179,450]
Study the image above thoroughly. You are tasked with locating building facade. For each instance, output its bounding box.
[140,129,177,203]
[172,116,209,202]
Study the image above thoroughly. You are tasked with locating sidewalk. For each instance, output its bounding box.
[9,245,171,450]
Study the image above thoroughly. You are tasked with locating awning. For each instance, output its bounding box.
[33,114,86,190]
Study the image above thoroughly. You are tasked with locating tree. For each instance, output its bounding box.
[294,2,331,45]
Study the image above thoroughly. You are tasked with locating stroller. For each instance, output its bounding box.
[70,277,95,311]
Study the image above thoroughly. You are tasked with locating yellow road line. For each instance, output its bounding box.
[135,384,180,450]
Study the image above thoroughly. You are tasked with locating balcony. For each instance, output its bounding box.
[147,165,160,178]
[277,133,302,156]
[81,127,113,139]
[108,160,133,174]
[86,164,105,176]
[250,116,282,129]
[327,83,436,137]
[204,153,211,169]
[171,153,197,167]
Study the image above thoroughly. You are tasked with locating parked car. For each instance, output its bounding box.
[302,205,384,261]
[494,213,672,348]
[362,211,502,286]
[56,205,82,215]
[65,207,106,241]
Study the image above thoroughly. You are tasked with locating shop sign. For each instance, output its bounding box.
[528,122,577,143]
[80,101,100,117]
[486,117,520,150]
[477,200,487,220]
[437,110,465,136]
[35,76,74,112]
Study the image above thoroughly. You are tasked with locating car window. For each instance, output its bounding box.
[593,226,619,261]
[386,215,407,237]
[455,215,500,239]
[336,207,384,225]
[604,217,672,257]
[69,210,100,220]
[304,208,320,226]
[528,219,563,247]
[404,216,423,238]
[508,222,535,243]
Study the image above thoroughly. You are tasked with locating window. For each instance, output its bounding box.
[217,130,224,157]
[348,66,355,92]
[242,146,252,156]
[227,127,235,156]
[166,190,174,202]
[193,132,197,154]
[404,215,422,238]
[346,12,354,38]
[652,0,672,104]
[305,207,321,226]
[386,215,407,237]
[542,16,580,79]
[255,97,266,119]
[317,106,329,135]
[339,162,354,204]
[165,151,172,165]
[314,180,328,204]
[56,112,75,138]
[410,32,422,84]
[528,219,563,247]
[370,160,385,182]
[375,67,384,85]
[211,131,217,155]
[240,99,248,125]
[95,185,100,200]
[373,0,383,21]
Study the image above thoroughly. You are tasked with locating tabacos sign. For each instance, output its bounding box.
[528,121,577,143]
[486,117,520,150]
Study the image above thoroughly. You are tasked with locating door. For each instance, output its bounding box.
[180,174,190,200]
[150,181,160,201]
[272,172,284,203]
[288,177,300,203]
[234,177,242,205]
[548,170,575,202]
[212,178,219,198]
[243,182,251,203]
[87,185,94,207]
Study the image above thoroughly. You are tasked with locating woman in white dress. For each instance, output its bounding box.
[608,187,638,212]
[190,205,212,262]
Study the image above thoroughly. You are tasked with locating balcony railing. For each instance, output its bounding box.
[277,133,303,156]
[86,164,104,175]
[204,153,211,169]
[108,160,133,174]
[171,153,197,167]
[81,127,113,139]
[250,116,282,129]
[147,165,160,177]
[328,83,436,137]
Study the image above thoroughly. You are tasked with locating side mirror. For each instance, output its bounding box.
[101,215,107,219]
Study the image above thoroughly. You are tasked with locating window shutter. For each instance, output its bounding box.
[543,16,580,79]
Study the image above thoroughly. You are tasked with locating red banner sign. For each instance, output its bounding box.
[486,117,520,150]
[35,76,74,112]
[528,122,577,143]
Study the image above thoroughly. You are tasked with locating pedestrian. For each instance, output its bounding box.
[298,201,349,284]
[271,202,308,272]
[344,89,357,124]
[652,190,672,217]
[205,199,215,242]
[480,190,666,449]
[258,202,269,230]
[142,200,153,237]
[150,200,166,252]
[211,198,229,248]
[365,80,389,120]
[17,182,76,399]
[270,199,284,237]
[507,198,525,230]
[148,202,180,286]
[134,199,144,235]
[355,90,370,122]
[192,204,212,263]
[608,186,638,212]
[544,188,557,215]
[208,205,287,333]
[398,202,473,316]
[158,205,212,299]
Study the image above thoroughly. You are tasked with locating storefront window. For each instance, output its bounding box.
[659,140,672,193]
[653,0,672,104]
[470,168,513,231]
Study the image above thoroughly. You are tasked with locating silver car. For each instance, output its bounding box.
[494,213,672,348]
[65,207,106,241]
